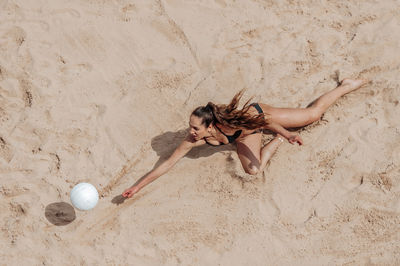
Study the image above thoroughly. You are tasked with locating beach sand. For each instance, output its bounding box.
[1,0,400,265]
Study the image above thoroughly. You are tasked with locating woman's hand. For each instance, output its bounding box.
[266,122,303,146]
[287,133,303,145]
[122,186,140,198]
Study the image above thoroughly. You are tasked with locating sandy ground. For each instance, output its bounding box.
[1,0,400,265]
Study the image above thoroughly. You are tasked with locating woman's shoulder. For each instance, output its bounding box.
[184,134,206,147]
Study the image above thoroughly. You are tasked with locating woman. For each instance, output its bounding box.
[122,78,367,198]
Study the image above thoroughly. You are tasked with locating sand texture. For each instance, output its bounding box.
[1,0,400,265]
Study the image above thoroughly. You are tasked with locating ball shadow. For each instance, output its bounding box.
[45,202,76,226]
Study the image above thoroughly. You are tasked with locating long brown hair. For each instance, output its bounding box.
[192,89,269,130]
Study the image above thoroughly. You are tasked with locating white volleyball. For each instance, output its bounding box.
[70,183,99,211]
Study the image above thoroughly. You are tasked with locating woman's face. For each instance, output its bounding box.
[189,115,209,141]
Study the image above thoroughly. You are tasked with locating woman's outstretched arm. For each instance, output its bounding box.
[122,135,204,198]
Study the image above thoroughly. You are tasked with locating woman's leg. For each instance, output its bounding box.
[261,79,367,128]
[236,133,283,175]
[236,78,367,174]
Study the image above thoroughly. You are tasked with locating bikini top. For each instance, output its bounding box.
[204,124,242,146]
[203,103,264,146]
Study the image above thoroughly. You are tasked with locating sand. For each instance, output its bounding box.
[1,0,400,265]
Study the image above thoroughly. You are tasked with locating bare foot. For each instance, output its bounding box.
[340,78,369,93]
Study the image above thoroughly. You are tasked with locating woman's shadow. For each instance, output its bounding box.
[151,129,235,167]
[112,128,235,205]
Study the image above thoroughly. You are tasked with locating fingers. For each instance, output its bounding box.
[122,190,132,198]
[122,187,139,198]
[288,136,303,145]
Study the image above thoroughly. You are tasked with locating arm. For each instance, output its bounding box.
[259,135,284,171]
[265,122,303,145]
[122,135,204,198]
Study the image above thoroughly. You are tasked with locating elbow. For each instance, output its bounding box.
[264,124,272,130]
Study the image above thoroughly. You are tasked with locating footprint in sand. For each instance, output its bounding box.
[348,117,378,144]
[51,8,81,19]
[17,78,34,107]
[1,26,26,47]
[0,136,14,163]
[55,54,93,78]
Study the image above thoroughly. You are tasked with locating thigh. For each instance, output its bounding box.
[236,132,262,172]
[259,103,315,128]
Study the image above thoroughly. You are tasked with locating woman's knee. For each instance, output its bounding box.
[308,107,323,122]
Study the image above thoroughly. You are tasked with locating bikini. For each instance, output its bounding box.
[204,103,264,146]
